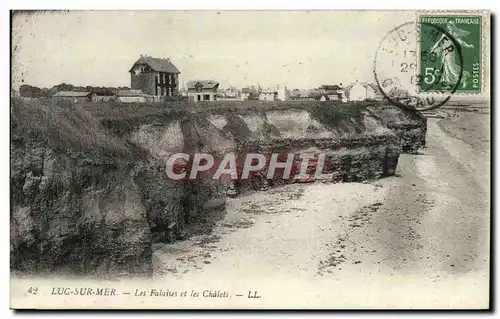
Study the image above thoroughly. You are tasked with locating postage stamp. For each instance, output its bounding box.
[419,14,483,94]
[373,11,487,111]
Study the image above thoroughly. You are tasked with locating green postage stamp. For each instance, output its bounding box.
[419,14,483,93]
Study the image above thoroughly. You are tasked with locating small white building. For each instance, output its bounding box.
[319,94,340,101]
[276,86,290,101]
[344,82,378,101]
[187,80,219,102]
[259,90,278,101]
[116,89,152,103]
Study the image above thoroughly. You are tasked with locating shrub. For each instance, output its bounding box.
[11,98,131,159]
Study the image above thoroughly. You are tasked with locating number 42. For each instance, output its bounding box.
[27,287,38,295]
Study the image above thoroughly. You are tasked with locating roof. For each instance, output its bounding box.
[241,88,251,94]
[260,90,278,94]
[317,94,336,101]
[116,89,147,97]
[129,56,181,74]
[53,91,91,97]
[343,82,378,92]
[186,80,219,90]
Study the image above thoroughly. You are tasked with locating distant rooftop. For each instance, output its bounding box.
[116,89,147,97]
[186,80,220,89]
[260,90,278,94]
[129,55,181,74]
[53,91,91,97]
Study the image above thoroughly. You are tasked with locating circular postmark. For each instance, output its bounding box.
[373,21,464,112]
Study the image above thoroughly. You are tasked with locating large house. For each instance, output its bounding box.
[187,80,219,102]
[129,55,180,98]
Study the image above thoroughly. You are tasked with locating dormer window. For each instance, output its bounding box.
[195,83,203,93]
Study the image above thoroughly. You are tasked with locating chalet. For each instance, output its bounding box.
[129,55,180,98]
[53,91,92,103]
[187,80,219,102]
[259,90,278,101]
[224,87,239,99]
[240,88,251,101]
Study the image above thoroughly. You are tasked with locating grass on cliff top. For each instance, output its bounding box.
[367,104,426,126]
[188,100,367,115]
[11,98,132,159]
[81,101,186,136]
[79,100,369,118]
[196,101,372,141]
[76,100,376,140]
[72,100,371,137]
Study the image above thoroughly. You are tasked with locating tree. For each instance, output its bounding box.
[320,84,341,92]
[40,88,52,98]
[52,83,74,92]
[19,84,41,98]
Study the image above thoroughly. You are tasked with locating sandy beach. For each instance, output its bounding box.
[151,110,490,308]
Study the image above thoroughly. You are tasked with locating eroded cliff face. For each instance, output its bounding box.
[367,105,427,154]
[10,99,156,277]
[11,147,152,276]
[10,99,425,277]
[190,104,401,192]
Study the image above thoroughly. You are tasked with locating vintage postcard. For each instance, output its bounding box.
[10,10,491,309]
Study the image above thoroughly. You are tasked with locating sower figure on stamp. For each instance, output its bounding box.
[430,20,474,89]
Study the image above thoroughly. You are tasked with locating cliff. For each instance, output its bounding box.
[10,99,425,277]
[11,99,154,277]
[367,104,427,154]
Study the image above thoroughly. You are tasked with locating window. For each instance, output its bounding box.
[155,74,159,96]
[203,94,210,101]
[197,95,201,101]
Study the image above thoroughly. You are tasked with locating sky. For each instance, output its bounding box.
[12,10,415,90]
